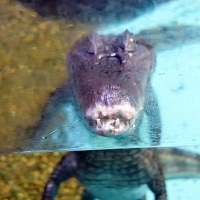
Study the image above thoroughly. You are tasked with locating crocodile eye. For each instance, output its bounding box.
[120,30,137,52]
[125,37,137,52]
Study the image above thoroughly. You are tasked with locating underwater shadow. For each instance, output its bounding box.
[17,0,173,24]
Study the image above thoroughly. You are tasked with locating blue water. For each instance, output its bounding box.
[98,0,200,35]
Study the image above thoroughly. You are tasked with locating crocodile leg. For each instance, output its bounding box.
[148,164,167,200]
[42,153,78,200]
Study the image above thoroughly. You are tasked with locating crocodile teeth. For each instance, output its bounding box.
[96,118,102,128]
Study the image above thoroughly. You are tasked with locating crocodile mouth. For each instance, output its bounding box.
[85,102,140,136]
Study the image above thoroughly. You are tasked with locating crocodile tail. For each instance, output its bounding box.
[138,25,200,52]
[157,148,200,180]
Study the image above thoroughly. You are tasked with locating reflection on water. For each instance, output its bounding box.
[0,0,200,199]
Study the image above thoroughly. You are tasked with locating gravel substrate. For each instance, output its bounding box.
[0,0,89,199]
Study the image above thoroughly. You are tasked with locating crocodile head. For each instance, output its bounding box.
[68,30,155,136]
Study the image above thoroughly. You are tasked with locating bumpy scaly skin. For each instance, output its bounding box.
[68,31,155,136]
[43,149,166,200]
[42,31,165,200]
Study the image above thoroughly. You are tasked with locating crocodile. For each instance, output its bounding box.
[13,1,200,199]
[40,29,200,200]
